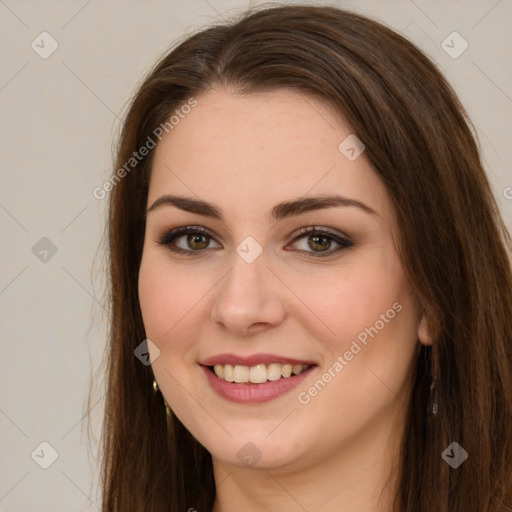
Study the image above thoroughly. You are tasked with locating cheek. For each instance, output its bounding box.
[138,253,220,381]
[138,255,203,407]
[138,255,201,339]
[301,260,409,345]
[296,250,419,404]
[138,259,167,338]
[292,265,418,445]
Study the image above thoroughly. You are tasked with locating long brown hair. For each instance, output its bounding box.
[97,5,512,511]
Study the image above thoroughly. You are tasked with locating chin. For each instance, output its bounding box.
[199,425,308,470]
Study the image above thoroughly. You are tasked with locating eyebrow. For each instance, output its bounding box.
[146,194,377,221]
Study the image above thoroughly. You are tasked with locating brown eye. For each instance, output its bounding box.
[156,226,220,255]
[307,234,332,252]
[185,233,210,250]
[290,227,353,258]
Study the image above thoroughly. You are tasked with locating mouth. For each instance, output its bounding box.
[201,362,317,404]
[199,353,318,403]
[206,363,314,384]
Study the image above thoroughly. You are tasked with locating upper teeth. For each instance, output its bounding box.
[213,363,310,383]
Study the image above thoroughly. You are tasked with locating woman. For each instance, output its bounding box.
[99,5,512,511]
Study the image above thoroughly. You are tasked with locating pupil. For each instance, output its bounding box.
[188,234,208,250]
[309,235,330,251]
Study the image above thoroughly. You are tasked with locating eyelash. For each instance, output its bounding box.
[155,225,354,259]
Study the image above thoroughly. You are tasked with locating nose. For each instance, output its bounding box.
[210,252,286,336]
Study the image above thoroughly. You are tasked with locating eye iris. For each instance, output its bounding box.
[308,234,331,252]
[187,233,209,250]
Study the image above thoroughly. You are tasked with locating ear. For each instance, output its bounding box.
[417,313,434,346]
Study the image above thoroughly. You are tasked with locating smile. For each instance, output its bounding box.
[211,363,312,383]
[200,363,317,404]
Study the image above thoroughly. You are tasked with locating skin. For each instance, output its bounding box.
[138,88,433,512]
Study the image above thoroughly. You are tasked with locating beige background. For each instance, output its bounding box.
[0,0,511,510]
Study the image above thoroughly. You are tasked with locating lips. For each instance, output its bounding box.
[201,363,316,404]
[199,353,318,403]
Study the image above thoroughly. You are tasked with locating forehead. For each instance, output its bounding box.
[148,88,393,222]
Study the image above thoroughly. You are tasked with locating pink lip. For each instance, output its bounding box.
[200,364,317,404]
[201,353,316,366]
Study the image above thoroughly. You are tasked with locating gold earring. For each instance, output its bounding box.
[152,379,171,417]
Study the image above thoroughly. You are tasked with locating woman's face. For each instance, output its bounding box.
[138,88,431,472]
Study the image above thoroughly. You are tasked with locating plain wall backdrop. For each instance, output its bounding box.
[1,0,511,510]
